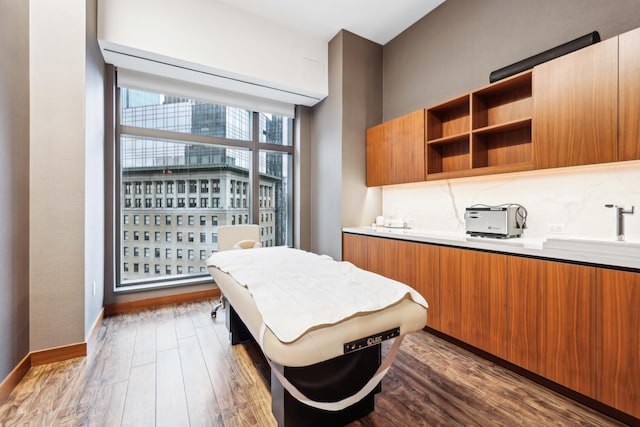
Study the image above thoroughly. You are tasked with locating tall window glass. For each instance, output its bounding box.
[117,87,293,289]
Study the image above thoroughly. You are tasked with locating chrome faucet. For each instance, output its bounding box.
[605,204,635,241]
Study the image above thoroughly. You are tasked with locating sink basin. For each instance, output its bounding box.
[543,237,640,268]
[544,236,640,250]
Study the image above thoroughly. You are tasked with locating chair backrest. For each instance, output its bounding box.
[217,224,260,252]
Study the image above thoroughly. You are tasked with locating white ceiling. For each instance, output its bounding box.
[215,0,445,45]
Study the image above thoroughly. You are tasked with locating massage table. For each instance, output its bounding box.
[206,244,427,426]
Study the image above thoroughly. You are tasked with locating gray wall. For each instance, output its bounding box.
[30,0,86,351]
[85,0,105,337]
[0,0,30,380]
[311,32,344,258]
[383,0,640,120]
[310,31,382,259]
[341,32,383,229]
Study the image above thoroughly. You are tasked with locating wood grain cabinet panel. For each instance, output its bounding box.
[507,257,596,398]
[540,261,596,398]
[366,237,399,280]
[440,247,507,358]
[344,233,640,418]
[343,234,440,329]
[596,269,640,418]
[391,110,426,184]
[365,122,389,187]
[342,233,369,270]
[439,247,463,340]
[506,257,542,373]
[619,27,640,161]
[366,110,425,186]
[397,241,440,329]
[532,37,618,169]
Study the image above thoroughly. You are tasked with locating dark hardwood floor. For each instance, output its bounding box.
[0,300,627,426]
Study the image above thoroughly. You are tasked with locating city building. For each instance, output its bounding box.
[119,89,284,283]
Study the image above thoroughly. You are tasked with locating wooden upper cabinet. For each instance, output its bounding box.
[597,269,640,418]
[365,122,389,186]
[619,27,640,161]
[366,110,425,186]
[532,37,618,169]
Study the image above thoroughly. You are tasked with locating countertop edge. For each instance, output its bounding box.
[343,227,640,271]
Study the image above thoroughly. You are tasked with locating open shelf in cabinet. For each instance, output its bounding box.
[426,95,470,142]
[470,71,533,171]
[472,124,532,169]
[373,69,536,182]
[472,71,532,129]
[426,134,470,175]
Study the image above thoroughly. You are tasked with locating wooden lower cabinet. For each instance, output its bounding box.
[597,269,640,418]
[396,240,440,329]
[440,247,507,359]
[344,233,640,419]
[367,236,399,280]
[506,257,542,373]
[342,233,369,270]
[507,257,596,398]
[342,234,440,328]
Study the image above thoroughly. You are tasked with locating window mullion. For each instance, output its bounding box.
[120,125,252,149]
[115,84,292,289]
[251,111,260,225]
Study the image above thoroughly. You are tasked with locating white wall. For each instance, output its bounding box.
[29,0,86,350]
[97,0,328,105]
[382,161,640,243]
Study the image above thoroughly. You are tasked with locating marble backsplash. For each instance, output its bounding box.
[381,160,640,243]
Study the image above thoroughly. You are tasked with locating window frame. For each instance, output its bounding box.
[112,83,294,292]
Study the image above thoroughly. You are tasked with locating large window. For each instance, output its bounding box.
[116,87,293,289]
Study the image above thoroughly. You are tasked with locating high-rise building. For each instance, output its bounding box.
[119,89,286,283]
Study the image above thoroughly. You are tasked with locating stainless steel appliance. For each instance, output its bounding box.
[464,204,527,238]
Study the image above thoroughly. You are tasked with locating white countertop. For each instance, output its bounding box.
[343,227,640,270]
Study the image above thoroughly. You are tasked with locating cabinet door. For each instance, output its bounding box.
[507,257,596,398]
[440,247,507,358]
[366,110,425,186]
[342,233,368,270]
[533,37,618,169]
[365,122,389,186]
[397,241,440,329]
[506,257,542,373]
[367,236,399,280]
[389,110,425,185]
[597,269,640,418]
[541,261,596,397]
[619,27,640,161]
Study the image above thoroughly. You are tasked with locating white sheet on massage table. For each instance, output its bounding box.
[207,247,428,343]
